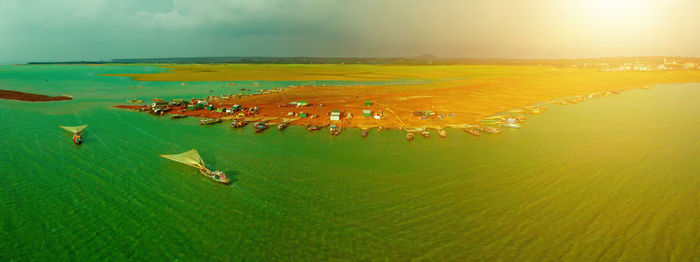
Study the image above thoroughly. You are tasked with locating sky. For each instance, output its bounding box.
[1,0,700,63]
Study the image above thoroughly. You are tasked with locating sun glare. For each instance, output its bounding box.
[592,0,632,13]
[580,0,655,25]
[586,0,653,17]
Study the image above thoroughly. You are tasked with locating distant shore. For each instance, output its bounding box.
[0,89,72,102]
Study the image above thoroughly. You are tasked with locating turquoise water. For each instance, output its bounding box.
[1,65,699,261]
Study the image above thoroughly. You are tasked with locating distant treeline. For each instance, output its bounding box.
[27,61,110,65]
[26,56,700,66]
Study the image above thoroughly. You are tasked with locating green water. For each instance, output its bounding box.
[1,65,699,261]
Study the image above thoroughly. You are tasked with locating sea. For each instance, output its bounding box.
[1,65,698,261]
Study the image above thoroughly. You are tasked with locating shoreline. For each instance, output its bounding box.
[114,86,635,133]
[109,63,700,134]
[0,89,72,102]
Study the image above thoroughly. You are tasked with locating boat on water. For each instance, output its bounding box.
[406,132,414,141]
[151,98,164,101]
[200,118,222,125]
[307,124,324,131]
[59,125,87,145]
[160,149,231,185]
[501,118,521,128]
[254,122,269,133]
[361,128,369,137]
[277,121,289,131]
[475,125,501,134]
[465,128,481,136]
[231,120,248,128]
[437,129,447,138]
[421,131,430,138]
[126,99,144,103]
[171,114,188,119]
[329,125,342,136]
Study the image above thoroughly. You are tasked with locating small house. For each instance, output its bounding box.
[297,101,308,107]
[232,105,242,112]
[299,112,308,118]
[364,101,373,106]
[362,110,372,118]
[330,110,341,121]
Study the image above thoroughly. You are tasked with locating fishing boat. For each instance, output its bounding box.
[159,149,231,185]
[171,114,188,119]
[437,129,447,138]
[406,132,414,141]
[476,125,501,134]
[231,120,248,128]
[200,118,222,125]
[501,115,526,122]
[329,125,342,136]
[421,131,430,138]
[59,125,87,145]
[465,128,481,136]
[126,99,144,103]
[277,121,289,131]
[361,128,369,137]
[307,124,324,131]
[501,118,521,128]
[254,122,269,133]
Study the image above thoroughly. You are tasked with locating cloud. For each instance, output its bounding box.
[0,0,110,28]
[133,0,339,36]
[1,0,700,62]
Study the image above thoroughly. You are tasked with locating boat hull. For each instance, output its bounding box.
[198,170,231,185]
[465,128,481,136]
[200,119,222,125]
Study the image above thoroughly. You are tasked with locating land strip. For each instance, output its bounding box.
[0,89,72,102]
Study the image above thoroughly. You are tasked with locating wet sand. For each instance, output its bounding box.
[0,89,72,102]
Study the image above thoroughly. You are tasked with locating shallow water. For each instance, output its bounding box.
[1,65,699,261]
